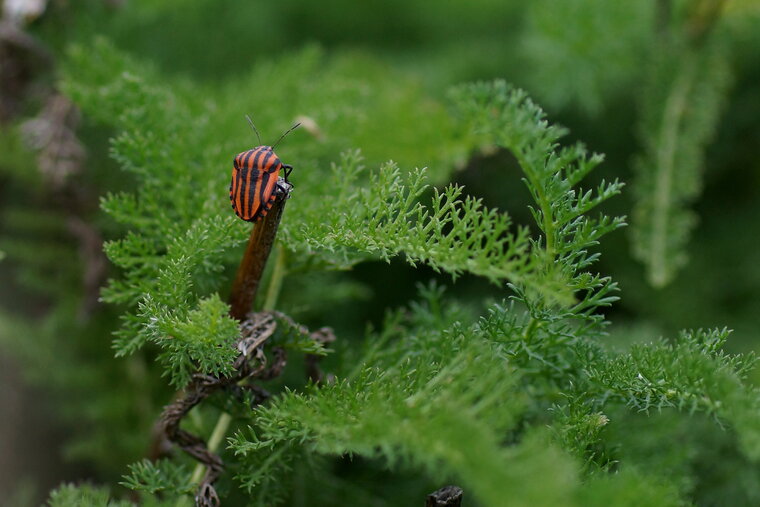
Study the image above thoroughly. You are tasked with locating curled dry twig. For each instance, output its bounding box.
[160,311,335,507]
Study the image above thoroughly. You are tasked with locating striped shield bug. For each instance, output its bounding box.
[230,117,300,222]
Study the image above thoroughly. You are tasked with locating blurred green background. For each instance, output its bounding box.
[1,0,759,504]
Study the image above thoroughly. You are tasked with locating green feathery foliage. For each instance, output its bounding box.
[216,80,758,505]
[120,459,194,497]
[27,20,756,506]
[451,80,625,309]
[631,36,730,287]
[584,328,760,459]
[281,150,539,284]
[223,81,630,504]
[3,3,759,505]
[47,484,132,507]
[61,41,591,389]
[58,39,475,385]
[232,285,690,506]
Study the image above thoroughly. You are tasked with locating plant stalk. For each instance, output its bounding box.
[229,183,291,320]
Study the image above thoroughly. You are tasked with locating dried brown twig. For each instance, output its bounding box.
[160,312,275,506]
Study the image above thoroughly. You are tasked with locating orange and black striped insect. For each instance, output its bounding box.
[230,117,300,222]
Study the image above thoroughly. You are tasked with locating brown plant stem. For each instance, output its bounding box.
[229,181,292,321]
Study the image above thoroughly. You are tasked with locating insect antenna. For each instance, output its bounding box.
[272,122,302,150]
[245,114,262,146]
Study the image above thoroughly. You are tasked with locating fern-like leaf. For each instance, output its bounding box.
[631,41,730,287]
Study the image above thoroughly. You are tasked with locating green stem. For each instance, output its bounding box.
[188,412,233,486]
[515,153,555,262]
[522,317,540,342]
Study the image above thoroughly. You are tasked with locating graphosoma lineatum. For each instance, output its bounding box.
[230,120,299,222]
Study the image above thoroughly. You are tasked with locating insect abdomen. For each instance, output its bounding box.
[230,146,283,222]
